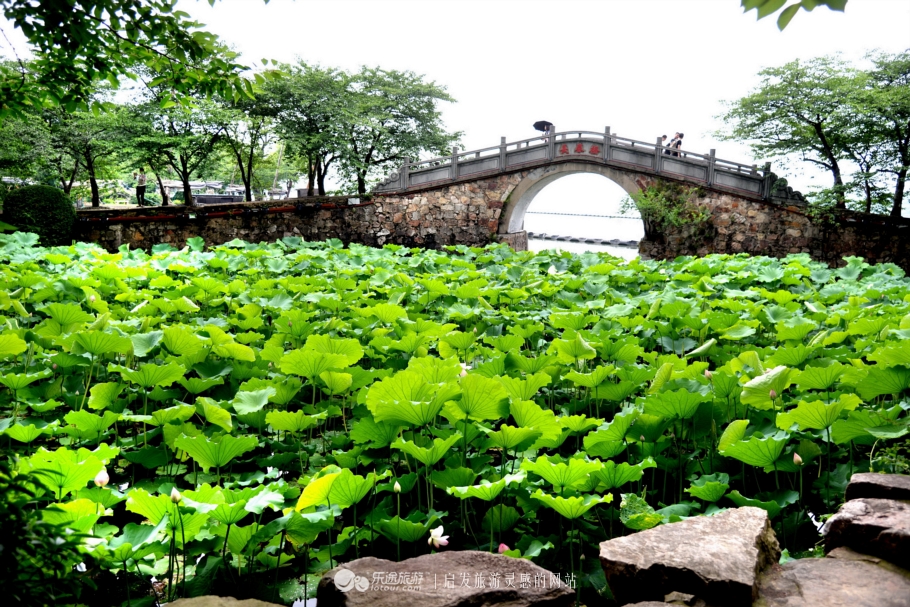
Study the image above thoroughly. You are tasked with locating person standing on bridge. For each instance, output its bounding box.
[662,134,670,155]
[672,133,684,157]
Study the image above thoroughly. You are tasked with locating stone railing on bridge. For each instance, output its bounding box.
[376,128,770,199]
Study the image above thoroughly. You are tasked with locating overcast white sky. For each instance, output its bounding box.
[3,0,910,210]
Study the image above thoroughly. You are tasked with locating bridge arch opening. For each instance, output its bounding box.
[499,162,645,247]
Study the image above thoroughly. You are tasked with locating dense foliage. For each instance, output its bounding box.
[1,234,908,605]
[2,185,75,245]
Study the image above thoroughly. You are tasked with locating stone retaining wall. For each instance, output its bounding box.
[639,192,910,270]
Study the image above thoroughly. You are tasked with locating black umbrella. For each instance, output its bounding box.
[533,121,553,132]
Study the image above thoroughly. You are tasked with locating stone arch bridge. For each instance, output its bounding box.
[373,127,807,254]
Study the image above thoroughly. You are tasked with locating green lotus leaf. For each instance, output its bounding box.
[50,352,90,369]
[295,472,340,510]
[0,369,52,390]
[685,473,730,502]
[42,303,95,330]
[795,363,845,391]
[619,493,662,530]
[111,362,186,388]
[196,398,232,431]
[23,451,104,499]
[64,410,119,438]
[510,400,562,442]
[726,489,797,519]
[5,419,58,443]
[320,371,353,395]
[130,331,164,358]
[328,469,388,509]
[174,434,258,472]
[868,344,910,368]
[561,415,602,434]
[406,356,462,383]
[392,433,462,467]
[178,376,225,394]
[266,410,322,433]
[642,388,708,419]
[532,489,612,519]
[304,334,363,368]
[584,407,640,449]
[499,372,551,402]
[285,510,335,545]
[550,333,597,364]
[122,445,168,469]
[73,331,132,356]
[481,425,542,451]
[87,382,125,410]
[776,394,861,431]
[212,342,255,362]
[856,366,910,400]
[280,349,347,378]
[482,504,521,532]
[594,381,639,402]
[105,518,169,563]
[43,498,105,532]
[447,471,526,501]
[366,303,408,324]
[740,366,799,410]
[521,455,602,492]
[720,432,789,468]
[506,353,557,374]
[718,419,750,452]
[149,404,196,426]
[350,416,401,447]
[232,388,276,415]
[430,467,477,489]
[455,373,509,421]
[210,500,250,525]
[592,457,657,490]
[440,330,476,352]
[366,370,459,426]
[709,371,740,399]
[245,489,287,514]
[377,515,438,543]
[0,333,28,358]
[162,326,206,356]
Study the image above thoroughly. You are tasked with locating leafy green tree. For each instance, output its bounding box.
[339,67,461,195]
[717,52,910,217]
[267,64,350,196]
[741,0,847,30]
[217,94,279,202]
[0,0,267,117]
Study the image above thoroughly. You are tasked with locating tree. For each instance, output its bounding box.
[267,64,350,196]
[0,0,268,117]
[717,53,910,217]
[338,67,460,195]
[740,0,847,30]
[217,94,279,202]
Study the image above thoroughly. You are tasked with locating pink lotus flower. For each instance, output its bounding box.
[428,525,449,548]
[793,453,803,466]
[769,389,778,399]
[94,469,110,487]
[704,369,713,380]
[498,543,509,554]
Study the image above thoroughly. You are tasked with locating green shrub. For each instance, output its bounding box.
[0,461,89,606]
[2,185,76,246]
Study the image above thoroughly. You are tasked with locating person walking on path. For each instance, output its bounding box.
[134,168,147,206]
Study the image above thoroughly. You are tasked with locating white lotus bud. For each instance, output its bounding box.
[393,481,401,493]
[170,487,182,503]
[793,453,803,466]
[94,468,110,487]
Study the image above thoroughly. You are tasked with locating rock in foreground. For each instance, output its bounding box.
[823,498,910,568]
[844,472,910,502]
[599,507,779,607]
[754,555,910,607]
[168,597,284,607]
[316,550,574,607]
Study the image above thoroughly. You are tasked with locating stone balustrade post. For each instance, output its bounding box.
[654,137,662,172]
[603,127,611,162]
[401,160,409,190]
[499,137,506,172]
[451,146,459,180]
[762,161,773,199]
[548,125,556,160]
[707,149,716,186]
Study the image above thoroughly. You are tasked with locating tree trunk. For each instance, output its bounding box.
[155,172,169,206]
[316,158,327,196]
[180,155,194,206]
[84,152,100,207]
[891,167,906,218]
[813,122,845,208]
[357,172,367,195]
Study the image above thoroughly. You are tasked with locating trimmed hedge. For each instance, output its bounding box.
[2,185,75,246]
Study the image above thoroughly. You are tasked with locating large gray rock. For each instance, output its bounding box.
[599,507,779,607]
[845,472,910,501]
[754,555,910,607]
[167,598,284,607]
[823,497,910,568]
[316,550,575,607]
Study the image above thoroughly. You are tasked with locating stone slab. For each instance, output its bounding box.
[316,550,574,607]
[599,507,780,607]
[168,597,284,607]
[845,473,910,502]
[823,498,910,568]
[754,556,910,607]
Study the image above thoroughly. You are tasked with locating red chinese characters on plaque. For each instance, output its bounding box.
[558,144,569,155]
[574,143,585,154]
[589,145,601,155]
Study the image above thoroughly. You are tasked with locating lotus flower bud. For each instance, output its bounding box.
[639,435,646,442]
[393,481,401,493]
[704,369,713,380]
[288,321,292,327]
[579,553,586,560]
[793,452,803,466]
[90,295,96,303]
[94,468,110,487]
[170,487,182,503]
[52,363,57,370]
[498,543,509,554]
[769,389,778,399]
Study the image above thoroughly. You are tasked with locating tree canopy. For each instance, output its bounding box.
[741,0,848,30]
[0,0,268,116]
[717,51,910,218]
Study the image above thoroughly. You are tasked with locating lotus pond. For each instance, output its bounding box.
[1,231,909,606]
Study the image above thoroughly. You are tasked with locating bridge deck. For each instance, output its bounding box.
[375,129,770,200]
